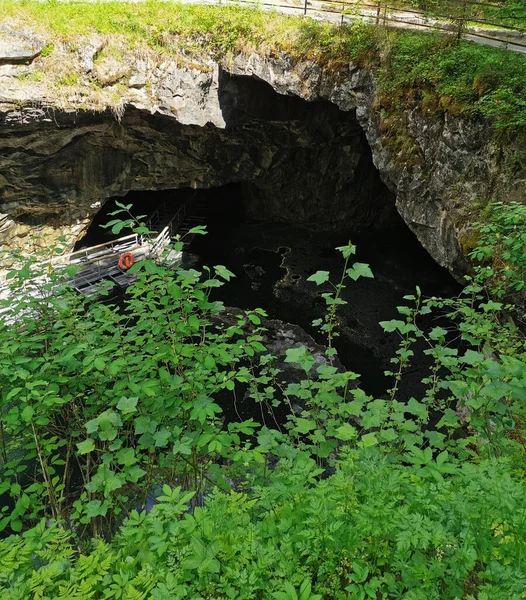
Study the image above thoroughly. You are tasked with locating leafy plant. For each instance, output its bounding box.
[470,200,526,297]
[0,200,524,598]
[1,450,524,599]
[0,228,269,535]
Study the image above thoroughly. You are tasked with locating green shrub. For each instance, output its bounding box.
[470,200,526,296]
[0,215,525,597]
[0,450,524,599]
[0,16,525,592]
[378,31,526,127]
[0,230,268,535]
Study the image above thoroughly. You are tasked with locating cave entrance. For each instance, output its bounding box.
[190,203,462,400]
[72,168,460,402]
[66,69,462,400]
[74,183,245,250]
[73,71,401,252]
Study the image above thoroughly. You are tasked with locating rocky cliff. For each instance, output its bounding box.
[0,24,524,279]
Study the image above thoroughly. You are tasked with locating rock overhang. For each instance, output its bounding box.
[0,24,524,282]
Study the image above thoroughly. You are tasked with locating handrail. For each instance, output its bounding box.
[146,206,162,232]
[219,0,526,51]
[150,226,171,257]
[1,201,194,311]
[335,0,526,33]
[50,233,139,265]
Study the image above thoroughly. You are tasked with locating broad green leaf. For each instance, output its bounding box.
[204,355,216,370]
[247,313,261,325]
[154,428,171,448]
[134,415,156,435]
[21,405,34,422]
[335,243,356,258]
[173,439,193,455]
[116,396,139,415]
[214,265,235,281]
[116,448,137,466]
[379,319,405,333]
[347,262,374,280]
[285,346,315,372]
[77,439,95,455]
[335,423,357,441]
[85,500,107,519]
[126,465,146,483]
[306,270,330,285]
[188,225,207,235]
[359,432,378,448]
[295,418,316,434]
[461,350,485,365]
[407,398,428,420]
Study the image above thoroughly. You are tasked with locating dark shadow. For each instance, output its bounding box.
[217,66,356,127]
[75,184,245,250]
[217,67,396,231]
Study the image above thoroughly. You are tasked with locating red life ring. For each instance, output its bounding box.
[118,252,135,271]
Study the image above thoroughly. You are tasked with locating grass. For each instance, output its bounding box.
[0,2,296,54]
[0,1,525,129]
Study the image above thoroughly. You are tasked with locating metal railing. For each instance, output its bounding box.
[150,224,172,258]
[51,234,140,267]
[217,0,526,51]
[149,202,187,257]
[0,203,190,313]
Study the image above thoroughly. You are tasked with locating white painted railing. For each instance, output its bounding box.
[150,225,171,258]
[0,209,185,321]
[51,233,141,267]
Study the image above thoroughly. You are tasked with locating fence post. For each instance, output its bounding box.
[304,0,308,16]
[454,0,469,42]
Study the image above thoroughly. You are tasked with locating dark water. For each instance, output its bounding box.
[189,198,462,399]
[80,186,462,399]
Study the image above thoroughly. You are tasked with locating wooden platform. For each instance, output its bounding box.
[0,201,199,322]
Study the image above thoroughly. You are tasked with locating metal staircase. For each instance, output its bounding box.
[0,196,212,322]
[175,198,211,248]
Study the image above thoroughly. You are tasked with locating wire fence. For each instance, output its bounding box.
[353,0,526,32]
[217,0,526,52]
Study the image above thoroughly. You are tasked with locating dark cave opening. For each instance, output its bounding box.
[70,71,462,400]
[75,72,401,251]
[190,200,462,399]
[76,175,461,401]
[74,183,245,250]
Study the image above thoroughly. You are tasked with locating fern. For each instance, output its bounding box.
[121,585,147,600]
[37,528,75,563]
[29,561,66,600]
[0,538,30,579]
[57,580,95,600]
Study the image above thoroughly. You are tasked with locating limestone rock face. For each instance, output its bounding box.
[225,53,526,278]
[0,24,43,65]
[0,67,394,257]
[0,34,524,280]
